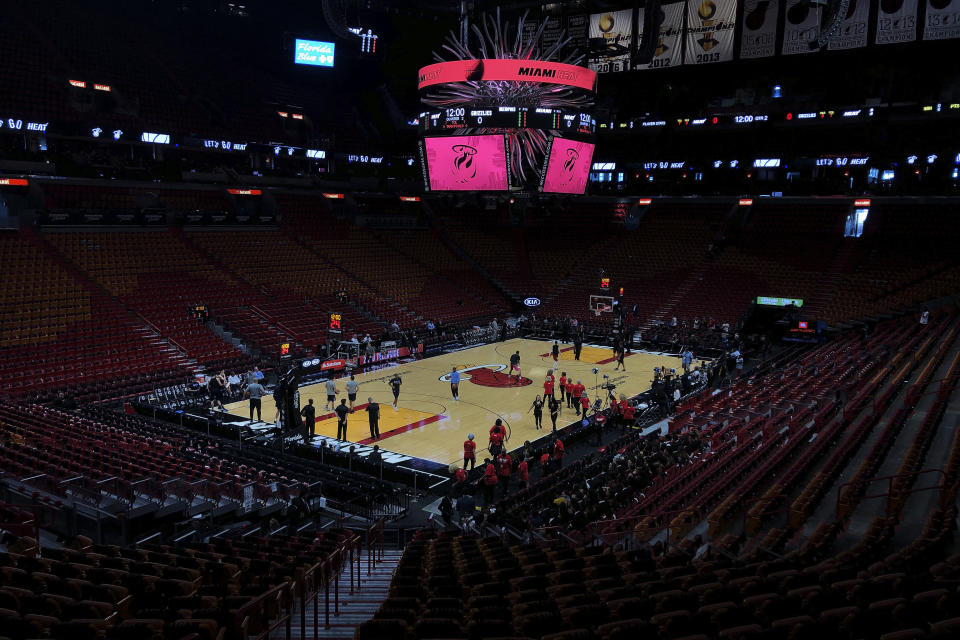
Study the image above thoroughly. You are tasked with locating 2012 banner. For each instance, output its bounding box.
[684,0,739,65]
[636,1,687,70]
[739,0,779,59]
[827,0,870,50]
[588,9,634,73]
[876,0,919,45]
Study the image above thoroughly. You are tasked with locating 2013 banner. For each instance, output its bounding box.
[739,0,779,59]
[636,1,687,70]
[876,0,919,45]
[588,9,634,73]
[782,0,823,55]
[923,0,960,41]
[684,0,739,65]
[827,0,870,50]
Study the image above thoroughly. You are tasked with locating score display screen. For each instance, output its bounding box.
[422,135,510,191]
[294,39,335,67]
[540,137,594,194]
[420,107,595,134]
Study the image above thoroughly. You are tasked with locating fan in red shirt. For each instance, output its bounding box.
[552,439,565,467]
[454,466,468,492]
[482,459,499,505]
[517,458,529,488]
[622,402,636,430]
[543,373,555,399]
[540,452,552,475]
[496,451,512,496]
[580,394,591,418]
[463,434,477,470]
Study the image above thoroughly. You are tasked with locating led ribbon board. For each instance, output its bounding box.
[418,60,598,93]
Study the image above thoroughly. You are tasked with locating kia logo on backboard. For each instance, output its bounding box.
[524,297,541,307]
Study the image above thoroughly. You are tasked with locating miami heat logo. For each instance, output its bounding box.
[787,0,827,25]
[562,148,580,183]
[450,144,477,183]
[745,1,772,31]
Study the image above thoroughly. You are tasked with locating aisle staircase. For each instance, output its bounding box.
[641,260,712,330]
[284,549,403,639]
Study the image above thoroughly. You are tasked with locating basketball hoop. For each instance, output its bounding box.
[593,308,602,317]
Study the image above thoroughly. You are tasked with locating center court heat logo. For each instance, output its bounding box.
[439,365,531,388]
[451,144,478,183]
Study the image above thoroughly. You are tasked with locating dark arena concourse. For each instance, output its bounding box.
[3,2,960,640]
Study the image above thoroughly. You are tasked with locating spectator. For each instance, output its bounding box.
[456,491,476,523]
[482,459,498,505]
[300,398,316,439]
[517,457,529,490]
[496,450,513,497]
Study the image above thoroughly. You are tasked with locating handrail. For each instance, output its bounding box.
[233,579,292,640]
[836,468,946,520]
[297,532,363,632]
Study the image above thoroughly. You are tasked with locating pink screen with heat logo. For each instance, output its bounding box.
[541,138,594,194]
[424,135,509,191]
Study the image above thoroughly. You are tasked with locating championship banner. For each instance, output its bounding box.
[876,0,919,45]
[542,19,564,52]
[588,9,634,73]
[923,0,960,41]
[782,0,823,55]
[826,0,870,50]
[636,1,687,70]
[684,0,738,65]
[566,14,589,58]
[740,0,779,58]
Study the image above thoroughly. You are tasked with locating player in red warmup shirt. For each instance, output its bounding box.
[559,373,567,403]
[572,380,585,414]
[543,373,555,400]
[463,433,477,470]
[489,419,505,456]
[453,466,468,496]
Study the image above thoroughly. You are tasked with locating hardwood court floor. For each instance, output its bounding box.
[226,338,682,469]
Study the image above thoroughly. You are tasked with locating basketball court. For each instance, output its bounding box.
[224,338,683,470]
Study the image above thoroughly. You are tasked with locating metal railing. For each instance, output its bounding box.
[235,529,369,640]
